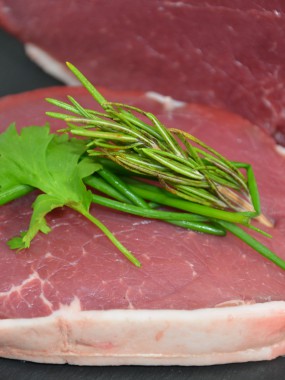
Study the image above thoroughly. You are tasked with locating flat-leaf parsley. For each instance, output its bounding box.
[0,124,141,266]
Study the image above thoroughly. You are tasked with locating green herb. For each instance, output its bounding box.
[1,63,284,271]
[44,62,284,271]
[46,63,264,218]
[0,124,141,267]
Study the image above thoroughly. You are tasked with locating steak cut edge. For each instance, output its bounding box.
[0,86,284,365]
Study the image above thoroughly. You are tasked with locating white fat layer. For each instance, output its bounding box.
[146,91,186,112]
[0,301,285,366]
[276,144,285,156]
[25,44,80,86]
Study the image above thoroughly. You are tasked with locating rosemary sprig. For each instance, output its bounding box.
[47,64,259,217]
[44,62,285,270]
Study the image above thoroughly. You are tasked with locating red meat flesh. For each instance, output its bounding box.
[0,86,284,320]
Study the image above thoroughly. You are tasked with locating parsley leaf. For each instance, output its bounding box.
[0,124,99,249]
[0,124,141,267]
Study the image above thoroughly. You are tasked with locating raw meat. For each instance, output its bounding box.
[0,86,285,365]
[1,1,285,145]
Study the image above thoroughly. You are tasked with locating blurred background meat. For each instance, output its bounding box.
[1,0,285,145]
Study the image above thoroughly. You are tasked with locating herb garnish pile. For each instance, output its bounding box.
[0,63,284,270]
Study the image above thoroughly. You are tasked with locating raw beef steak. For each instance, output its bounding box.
[0,86,285,365]
[1,1,285,144]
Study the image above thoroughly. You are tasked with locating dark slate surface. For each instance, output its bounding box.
[0,28,61,96]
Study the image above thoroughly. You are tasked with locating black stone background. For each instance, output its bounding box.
[0,27,285,380]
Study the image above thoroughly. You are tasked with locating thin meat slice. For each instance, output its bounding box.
[0,86,284,365]
[1,1,285,144]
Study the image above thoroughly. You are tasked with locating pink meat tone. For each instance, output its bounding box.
[1,1,285,144]
[0,87,285,365]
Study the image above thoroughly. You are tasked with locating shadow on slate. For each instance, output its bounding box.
[1,356,285,380]
[0,28,62,96]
